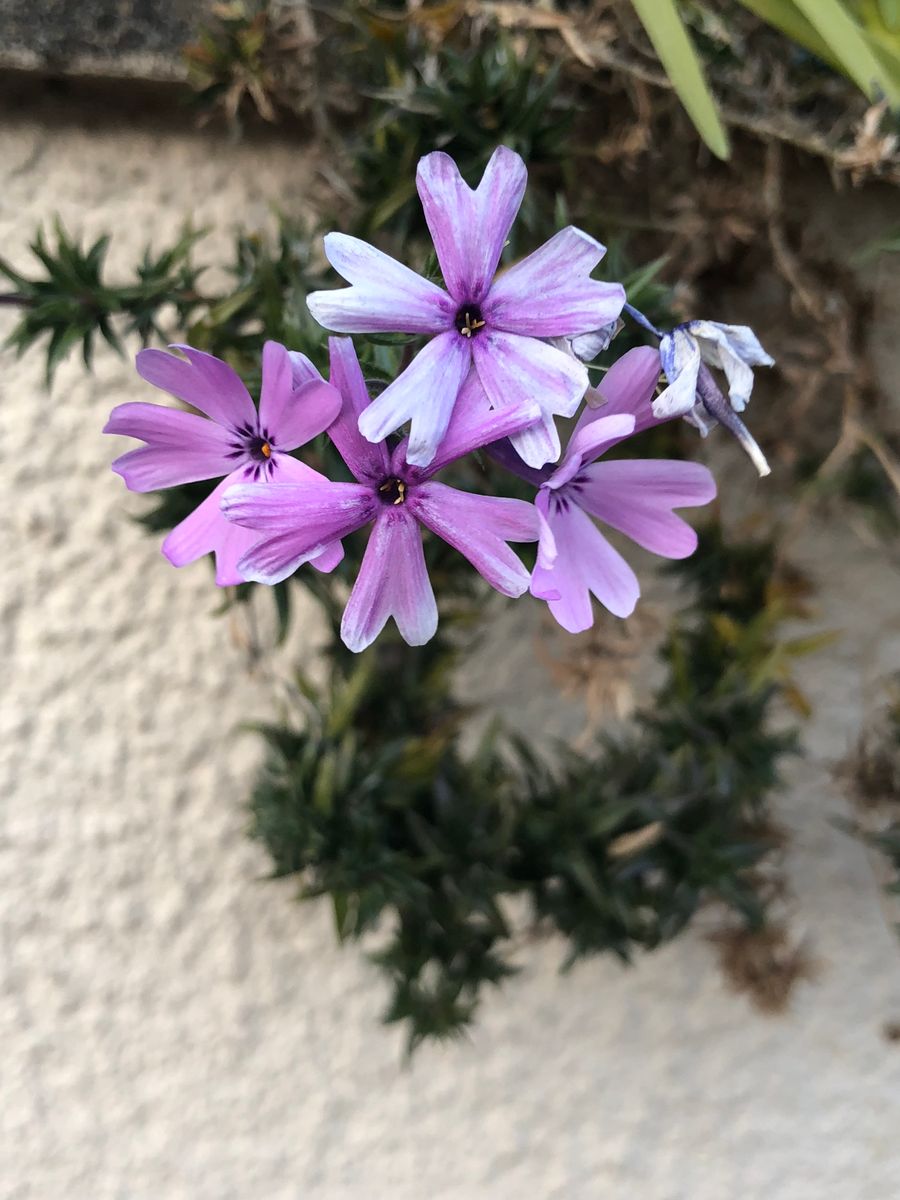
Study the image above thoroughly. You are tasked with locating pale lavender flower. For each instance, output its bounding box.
[306,146,624,471]
[654,320,774,476]
[104,342,343,585]
[221,338,542,652]
[524,346,717,633]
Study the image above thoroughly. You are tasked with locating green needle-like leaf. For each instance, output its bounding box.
[792,0,900,104]
[629,0,730,159]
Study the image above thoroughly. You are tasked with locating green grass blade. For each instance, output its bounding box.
[791,0,900,104]
[738,0,843,70]
[629,0,730,159]
[877,0,900,33]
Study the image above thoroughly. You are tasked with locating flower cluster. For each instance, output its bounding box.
[105,146,773,651]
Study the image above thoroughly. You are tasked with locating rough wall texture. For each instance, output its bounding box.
[1,113,900,1200]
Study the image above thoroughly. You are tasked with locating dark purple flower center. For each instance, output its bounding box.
[227,423,278,480]
[247,434,274,463]
[455,304,486,339]
[377,477,407,506]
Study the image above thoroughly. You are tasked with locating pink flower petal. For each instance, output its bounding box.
[545,414,636,490]
[415,367,541,479]
[416,146,527,304]
[307,234,454,334]
[531,502,639,631]
[327,336,391,484]
[110,446,236,492]
[576,459,716,558]
[357,331,471,469]
[223,479,374,535]
[273,453,345,573]
[472,331,587,469]
[485,227,624,336]
[573,346,662,443]
[257,341,340,450]
[160,470,258,586]
[410,481,538,597]
[226,479,374,584]
[136,345,257,430]
[341,509,438,652]
[105,401,236,491]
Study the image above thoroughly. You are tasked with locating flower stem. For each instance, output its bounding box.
[622,302,663,340]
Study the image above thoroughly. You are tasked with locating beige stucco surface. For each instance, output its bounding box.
[2,112,900,1199]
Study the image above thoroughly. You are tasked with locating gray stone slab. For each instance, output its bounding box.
[0,0,208,79]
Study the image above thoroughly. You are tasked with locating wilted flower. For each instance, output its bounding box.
[306,146,624,470]
[221,338,541,652]
[654,320,774,476]
[104,342,342,584]
[523,347,717,633]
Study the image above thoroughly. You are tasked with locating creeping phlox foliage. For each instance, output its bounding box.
[105,146,774,649]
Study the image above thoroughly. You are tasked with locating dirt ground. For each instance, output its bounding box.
[2,104,900,1199]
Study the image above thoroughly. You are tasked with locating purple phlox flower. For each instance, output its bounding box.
[306,145,625,471]
[525,346,717,633]
[104,341,343,585]
[221,337,542,652]
[654,319,774,477]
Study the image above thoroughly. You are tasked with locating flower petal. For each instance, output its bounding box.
[104,402,233,452]
[307,233,453,334]
[105,401,236,491]
[136,345,256,430]
[410,481,538,597]
[160,470,256,586]
[341,509,437,652]
[416,145,527,304]
[485,227,625,337]
[223,479,374,535]
[327,336,391,484]
[690,322,773,412]
[272,453,345,573]
[110,446,234,492]
[225,479,374,584]
[576,459,717,559]
[357,331,471,469]
[572,345,662,443]
[654,330,701,420]
[570,322,621,362]
[530,501,640,630]
[691,321,774,366]
[258,341,340,449]
[413,367,541,479]
[545,414,636,490]
[472,331,588,469]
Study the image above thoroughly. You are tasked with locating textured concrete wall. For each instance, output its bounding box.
[2,113,900,1200]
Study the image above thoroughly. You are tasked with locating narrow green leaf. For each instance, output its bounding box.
[738,0,843,70]
[791,0,900,104]
[878,0,900,33]
[629,0,730,159]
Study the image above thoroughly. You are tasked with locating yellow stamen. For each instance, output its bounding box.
[261,442,272,459]
[459,311,486,338]
[394,481,406,505]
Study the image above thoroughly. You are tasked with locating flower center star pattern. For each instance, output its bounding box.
[306,146,625,471]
